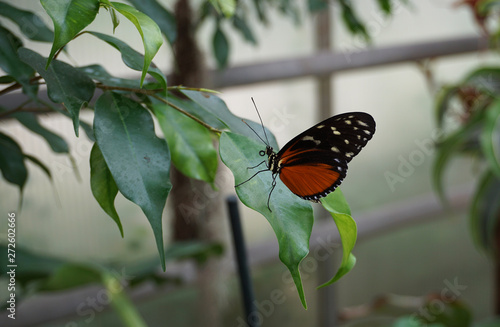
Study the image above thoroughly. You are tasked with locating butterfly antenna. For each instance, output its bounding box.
[241,119,268,146]
[251,97,270,146]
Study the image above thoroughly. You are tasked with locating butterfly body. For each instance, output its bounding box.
[237,104,375,210]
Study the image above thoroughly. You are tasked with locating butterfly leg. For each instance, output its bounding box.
[247,160,266,170]
[266,174,277,212]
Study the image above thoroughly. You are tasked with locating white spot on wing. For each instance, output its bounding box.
[344,120,352,125]
[331,146,340,153]
[302,135,321,145]
[317,125,325,129]
[357,120,368,127]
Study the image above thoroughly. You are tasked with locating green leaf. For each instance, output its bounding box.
[0,25,37,98]
[377,0,392,14]
[18,48,95,136]
[166,92,227,131]
[41,0,100,67]
[0,132,27,191]
[180,90,278,145]
[40,263,101,291]
[338,0,369,40]
[100,269,148,327]
[79,64,141,88]
[210,0,236,17]
[480,99,500,176]
[88,32,166,89]
[0,2,54,42]
[470,169,500,252]
[434,85,460,128]
[124,0,177,45]
[110,2,163,87]
[220,132,313,308]
[213,26,229,69]
[90,143,123,237]
[318,189,357,288]
[232,14,257,45]
[12,112,69,153]
[94,92,171,270]
[153,103,218,185]
[24,154,52,180]
[433,110,486,201]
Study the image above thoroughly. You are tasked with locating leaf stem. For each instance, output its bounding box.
[150,94,222,135]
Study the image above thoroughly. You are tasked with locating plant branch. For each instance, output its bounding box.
[150,94,222,134]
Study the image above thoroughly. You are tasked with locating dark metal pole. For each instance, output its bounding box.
[227,196,259,327]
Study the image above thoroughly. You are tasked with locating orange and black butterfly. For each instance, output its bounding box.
[237,100,376,210]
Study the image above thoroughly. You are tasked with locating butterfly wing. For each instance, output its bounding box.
[276,112,375,201]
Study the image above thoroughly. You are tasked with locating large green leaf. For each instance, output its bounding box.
[480,98,500,177]
[0,132,27,192]
[220,131,313,308]
[318,189,357,288]
[18,48,95,136]
[110,2,163,87]
[90,143,123,237]
[88,32,166,89]
[94,92,171,270]
[124,0,177,45]
[41,0,100,67]
[0,25,37,98]
[0,2,54,42]
[153,103,218,185]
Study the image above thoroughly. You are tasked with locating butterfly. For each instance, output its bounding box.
[236,99,376,211]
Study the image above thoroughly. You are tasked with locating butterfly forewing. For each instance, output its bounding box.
[275,112,375,201]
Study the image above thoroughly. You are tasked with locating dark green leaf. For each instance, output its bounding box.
[94,92,171,270]
[463,66,500,96]
[433,110,486,201]
[153,103,218,185]
[470,169,500,252]
[24,154,52,180]
[232,14,257,45]
[180,90,278,145]
[213,26,229,69]
[110,2,163,87]
[79,64,141,88]
[166,92,227,130]
[18,48,95,136]
[480,98,500,176]
[0,2,54,42]
[90,143,123,237]
[220,132,313,308]
[125,0,177,45]
[0,26,37,98]
[0,132,27,190]
[13,112,69,153]
[377,0,392,14]
[88,32,166,89]
[40,0,100,67]
[435,85,460,128]
[318,189,357,288]
[339,0,369,40]
[0,76,16,84]
[0,245,65,286]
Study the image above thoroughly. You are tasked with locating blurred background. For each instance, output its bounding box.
[0,0,497,326]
